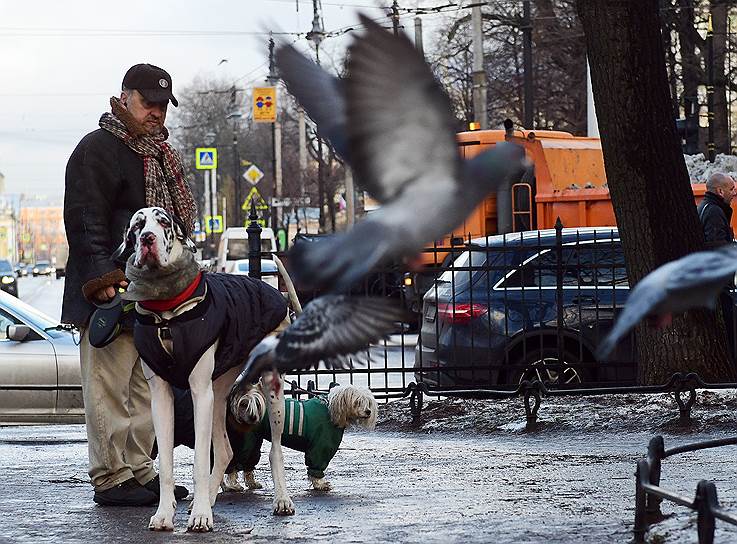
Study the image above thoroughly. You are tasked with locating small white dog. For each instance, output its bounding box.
[224,384,378,492]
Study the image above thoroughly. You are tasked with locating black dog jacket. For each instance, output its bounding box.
[133,272,287,389]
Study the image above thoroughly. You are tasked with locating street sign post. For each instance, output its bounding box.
[270,196,311,207]
[195,148,217,170]
[243,164,264,186]
[242,187,269,227]
[204,215,224,234]
[252,87,277,123]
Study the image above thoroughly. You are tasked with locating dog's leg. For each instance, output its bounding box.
[244,470,263,489]
[263,372,295,515]
[144,364,176,531]
[187,346,216,532]
[308,475,332,491]
[208,367,239,506]
[221,471,245,492]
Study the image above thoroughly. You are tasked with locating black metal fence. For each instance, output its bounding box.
[250,215,737,424]
[634,435,737,543]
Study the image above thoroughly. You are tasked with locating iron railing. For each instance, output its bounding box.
[634,434,737,543]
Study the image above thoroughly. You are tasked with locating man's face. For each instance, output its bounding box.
[718,177,737,205]
[120,89,167,136]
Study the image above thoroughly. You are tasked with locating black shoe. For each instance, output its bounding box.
[93,478,158,506]
[144,475,189,501]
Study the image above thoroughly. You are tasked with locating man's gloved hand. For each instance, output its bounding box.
[93,280,128,303]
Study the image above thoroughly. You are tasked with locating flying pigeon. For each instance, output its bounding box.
[276,15,529,293]
[597,244,737,360]
[228,295,404,401]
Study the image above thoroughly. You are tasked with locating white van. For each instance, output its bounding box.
[216,227,277,274]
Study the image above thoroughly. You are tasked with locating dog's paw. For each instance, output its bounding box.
[221,472,245,493]
[187,502,213,532]
[244,471,263,490]
[149,504,176,531]
[272,495,295,516]
[309,477,331,492]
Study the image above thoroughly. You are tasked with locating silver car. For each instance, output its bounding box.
[0,290,82,424]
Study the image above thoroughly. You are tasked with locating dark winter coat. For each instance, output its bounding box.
[697,191,735,249]
[62,129,146,326]
[133,273,287,390]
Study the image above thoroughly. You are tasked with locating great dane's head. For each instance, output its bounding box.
[113,207,196,268]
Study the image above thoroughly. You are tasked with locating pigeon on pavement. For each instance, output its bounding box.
[228,295,404,403]
[277,15,528,293]
[597,244,737,360]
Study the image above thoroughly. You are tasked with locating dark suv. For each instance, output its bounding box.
[414,227,638,389]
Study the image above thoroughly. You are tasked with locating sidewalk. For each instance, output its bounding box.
[1,393,737,543]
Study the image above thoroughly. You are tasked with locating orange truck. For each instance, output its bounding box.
[402,126,715,319]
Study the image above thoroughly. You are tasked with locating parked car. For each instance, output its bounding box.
[414,227,637,389]
[32,260,54,277]
[0,260,18,297]
[231,259,279,290]
[0,290,82,424]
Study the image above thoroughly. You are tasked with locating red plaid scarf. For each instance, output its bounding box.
[99,97,197,233]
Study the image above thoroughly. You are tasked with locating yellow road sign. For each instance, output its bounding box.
[196,148,218,170]
[242,187,269,211]
[205,215,224,233]
[253,87,277,123]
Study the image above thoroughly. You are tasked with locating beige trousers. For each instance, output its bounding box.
[79,329,156,491]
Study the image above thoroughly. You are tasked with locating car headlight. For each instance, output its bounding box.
[33,268,38,273]
[2,276,15,284]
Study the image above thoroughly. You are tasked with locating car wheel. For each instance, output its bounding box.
[516,348,585,386]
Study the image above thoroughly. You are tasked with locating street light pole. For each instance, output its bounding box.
[267,36,280,231]
[307,0,326,232]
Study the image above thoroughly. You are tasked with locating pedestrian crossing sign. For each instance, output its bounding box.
[196,148,218,170]
[205,215,223,233]
[253,87,277,123]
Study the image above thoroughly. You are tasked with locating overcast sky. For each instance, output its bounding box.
[0,0,452,200]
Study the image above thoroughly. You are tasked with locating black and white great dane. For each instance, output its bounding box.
[113,206,295,532]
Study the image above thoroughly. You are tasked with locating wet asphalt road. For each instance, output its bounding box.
[4,276,737,542]
[3,392,737,544]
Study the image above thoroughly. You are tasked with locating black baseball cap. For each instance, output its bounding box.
[122,63,178,107]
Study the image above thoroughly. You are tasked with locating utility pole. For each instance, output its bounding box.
[307,0,326,232]
[227,87,242,227]
[267,36,280,228]
[471,4,488,129]
[391,0,400,36]
[522,0,534,129]
[414,17,424,57]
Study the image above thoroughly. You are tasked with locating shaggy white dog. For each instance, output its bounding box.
[224,384,378,492]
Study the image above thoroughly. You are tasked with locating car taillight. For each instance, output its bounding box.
[437,303,487,324]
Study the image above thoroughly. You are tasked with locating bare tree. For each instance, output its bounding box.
[576,0,735,384]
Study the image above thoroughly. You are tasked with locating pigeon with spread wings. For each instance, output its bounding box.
[228,295,404,409]
[597,244,737,360]
[277,15,528,293]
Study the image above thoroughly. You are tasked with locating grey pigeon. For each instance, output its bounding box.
[279,15,528,293]
[228,295,404,402]
[597,244,737,360]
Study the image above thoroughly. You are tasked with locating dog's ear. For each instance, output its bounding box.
[171,213,197,254]
[111,223,137,261]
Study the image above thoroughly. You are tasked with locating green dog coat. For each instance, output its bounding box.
[230,395,344,479]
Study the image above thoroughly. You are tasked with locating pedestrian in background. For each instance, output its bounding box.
[62,63,196,506]
[697,171,737,361]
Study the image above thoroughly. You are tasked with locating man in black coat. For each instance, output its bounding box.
[697,172,737,361]
[698,172,736,248]
[63,64,196,506]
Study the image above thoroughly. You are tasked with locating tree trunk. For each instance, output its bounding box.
[575,0,735,384]
[711,1,730,154]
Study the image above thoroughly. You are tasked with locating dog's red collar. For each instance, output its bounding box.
[139,272,203,312]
